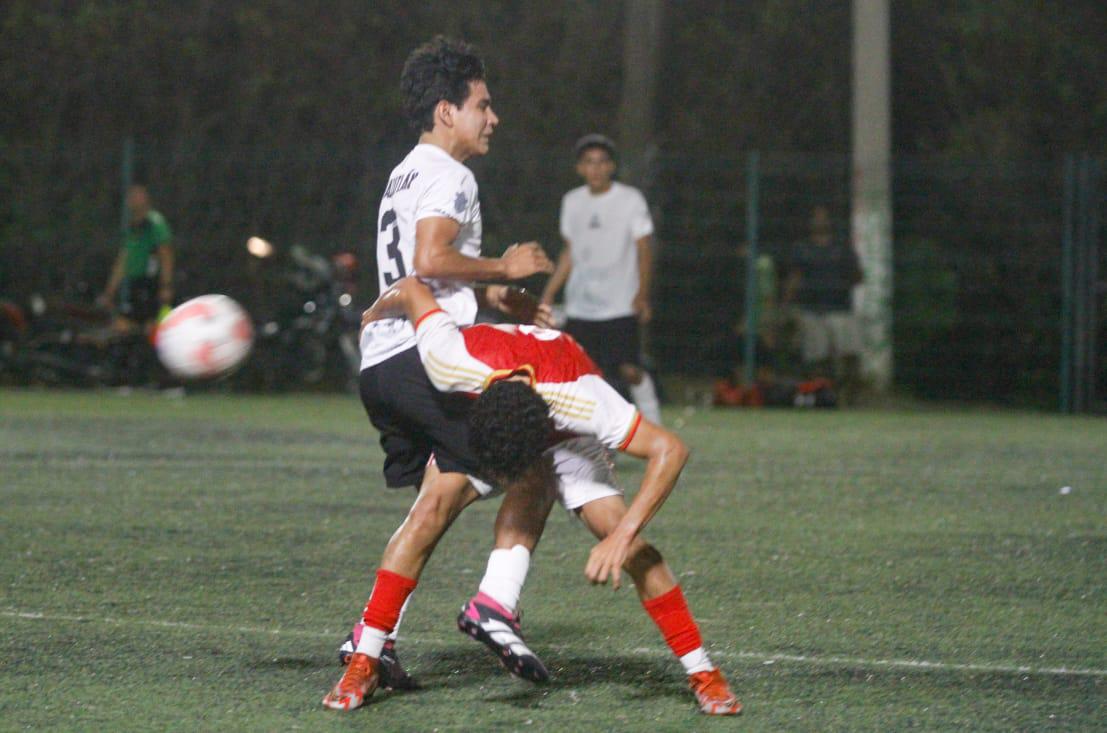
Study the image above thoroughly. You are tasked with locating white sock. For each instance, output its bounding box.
[477,544,531,615]
[679,647,714,675]
[354,624,388,658]
[629,373,662,425]
[386,594,412,642]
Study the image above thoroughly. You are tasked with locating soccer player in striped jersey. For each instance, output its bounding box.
[360,276,743,716]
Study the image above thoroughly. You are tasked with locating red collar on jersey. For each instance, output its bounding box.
[482,364,536,391]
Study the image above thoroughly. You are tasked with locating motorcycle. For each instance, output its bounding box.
[239,238,361,391]
[0,293,150,387]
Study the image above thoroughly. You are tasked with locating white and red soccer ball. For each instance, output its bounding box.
[155,295,254,379]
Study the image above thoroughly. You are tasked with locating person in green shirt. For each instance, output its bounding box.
[100,184,175,329]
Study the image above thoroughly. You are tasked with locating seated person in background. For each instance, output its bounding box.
[336,275,743,716]
[780,205,863,381]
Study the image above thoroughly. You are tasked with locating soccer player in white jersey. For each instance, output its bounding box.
[541,134,663,424]
[359,276,743,716]
[323,37,556,711]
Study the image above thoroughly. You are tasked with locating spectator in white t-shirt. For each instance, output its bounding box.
[541,134,662,424]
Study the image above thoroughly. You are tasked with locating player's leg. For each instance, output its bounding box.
[608,316,661,424]
[324,463,480,710]
[458,460,557,683]
[326,353,484,711]
[575,494,741,715]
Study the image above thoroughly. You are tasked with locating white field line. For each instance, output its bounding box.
[4,609,1105,679]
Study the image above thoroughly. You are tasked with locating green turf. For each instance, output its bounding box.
[1,388,1104,731]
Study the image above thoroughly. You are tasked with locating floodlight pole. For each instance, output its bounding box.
[851,0,893,392]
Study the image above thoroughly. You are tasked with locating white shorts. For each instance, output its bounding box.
[797,310,862,362]
[467,436,622,512]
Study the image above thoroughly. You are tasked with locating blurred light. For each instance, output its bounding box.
[303,301,316,314]
[247,236,274,258]
[339,293,352,307]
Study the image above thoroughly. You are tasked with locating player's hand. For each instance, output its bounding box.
[532,303,555,328]
[501,242,554,279]
[633,293,652,325]
[360,279,412,332]
[585,528,635,590]
[495,286,544,324]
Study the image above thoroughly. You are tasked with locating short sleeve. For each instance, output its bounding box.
[542,374,640,452]
[559,192,573,240]
[415,168,478,225]
[629,190,654,240]
[150,212,172,245]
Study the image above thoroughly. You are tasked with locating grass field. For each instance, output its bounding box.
[1,388,1104,731]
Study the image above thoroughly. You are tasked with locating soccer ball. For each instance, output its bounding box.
[156,295,254,379]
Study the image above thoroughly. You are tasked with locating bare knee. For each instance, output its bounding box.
[624,542,664,577]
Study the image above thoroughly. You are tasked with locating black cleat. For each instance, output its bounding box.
[457,593,549,683]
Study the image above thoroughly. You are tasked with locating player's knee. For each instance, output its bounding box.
[406,491,453,536]
[619,363,644,385]
[624,542,664,576]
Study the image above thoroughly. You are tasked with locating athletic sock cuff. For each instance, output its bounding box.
[642,585,703,658]
[362,569,417,633]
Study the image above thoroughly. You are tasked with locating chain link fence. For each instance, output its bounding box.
[1,140,1102,408]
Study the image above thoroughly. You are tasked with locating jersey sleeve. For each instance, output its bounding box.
[539,374,641,451]
[415,167,478,225]
[559,192,573,240]
[413,309,492,394]
[629,189,654,240]
[150,212,172,245]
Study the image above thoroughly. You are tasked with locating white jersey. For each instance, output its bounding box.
[559,181,654,321]
[360,144,483,369]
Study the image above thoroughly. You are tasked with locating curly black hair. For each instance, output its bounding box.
[400,36,486,133]
[469,380,551,484]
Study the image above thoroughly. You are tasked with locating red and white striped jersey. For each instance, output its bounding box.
[414,309,641,451]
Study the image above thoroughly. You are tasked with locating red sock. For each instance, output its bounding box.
[361,569,417,633]
[642,585,703,657]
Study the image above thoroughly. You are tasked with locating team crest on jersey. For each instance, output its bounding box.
[454,191,468,213]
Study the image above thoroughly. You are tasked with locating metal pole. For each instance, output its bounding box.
[742,151,760,386]
[1060,154,1075,413]
[1085,157,1101,411]
[1074,155,1091,413]
[120,136,134,232]
[851,0,894,392]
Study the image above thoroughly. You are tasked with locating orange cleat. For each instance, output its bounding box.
[688,668,742,715]
[322,652,379,711]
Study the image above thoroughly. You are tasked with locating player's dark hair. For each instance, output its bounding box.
[470,380,551,484]
[401,36,486,133]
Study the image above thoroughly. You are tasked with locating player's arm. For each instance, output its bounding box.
[413,217,553,282]
[633,234,653,324]
[539,239,573,305]
[585,419,689,589]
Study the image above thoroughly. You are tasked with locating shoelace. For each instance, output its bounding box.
[339,657,373,693]
[690,671,723,695]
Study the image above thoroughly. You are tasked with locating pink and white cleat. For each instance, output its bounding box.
[457,592,549,683]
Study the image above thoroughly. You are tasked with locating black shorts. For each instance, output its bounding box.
[118,277,159,322]
[359,345,480,488]
[565,316,641,376]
